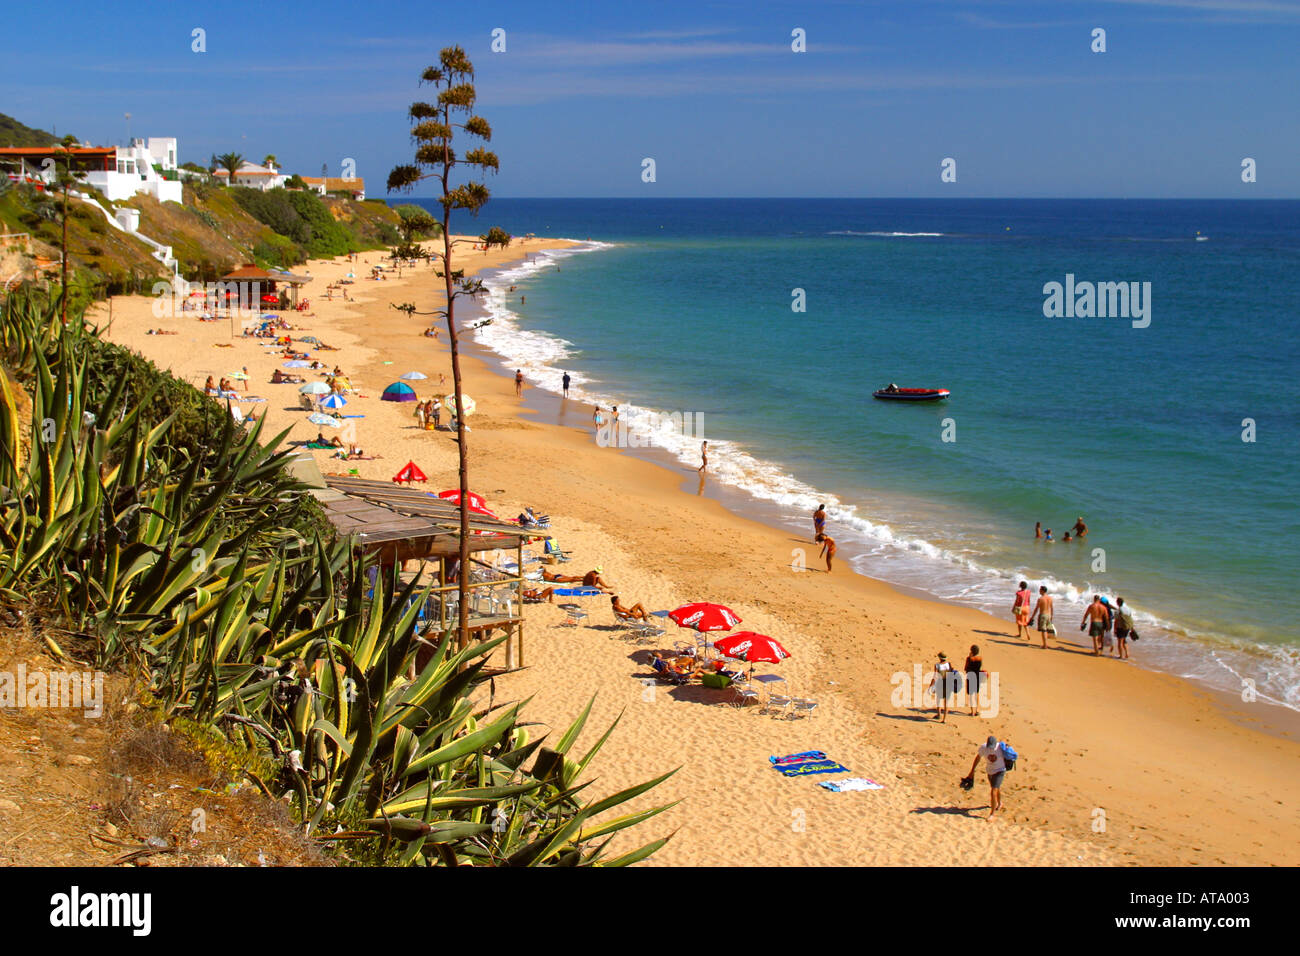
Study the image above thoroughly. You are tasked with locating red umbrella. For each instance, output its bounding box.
[392,461,428,484]
[712,632,791,664]
[668,602,742,632]
[437,489,487,510]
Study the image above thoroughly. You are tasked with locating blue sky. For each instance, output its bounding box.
[3,0,1298,198]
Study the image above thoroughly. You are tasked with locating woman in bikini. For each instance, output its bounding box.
[815,532,837,572]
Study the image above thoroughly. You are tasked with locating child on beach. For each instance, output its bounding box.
[815,532,837,572]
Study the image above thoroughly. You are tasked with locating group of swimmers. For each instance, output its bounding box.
[1036,517,1088,543]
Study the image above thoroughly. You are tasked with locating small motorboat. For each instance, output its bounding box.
[873,386,950,402]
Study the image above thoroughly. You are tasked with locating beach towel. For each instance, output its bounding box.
[552,587,602,597]
[775,759,850,777]
[769,751,828,766]
[818,777,884,793]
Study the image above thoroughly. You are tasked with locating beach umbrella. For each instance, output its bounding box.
[299,382,330,395]
[381,382,418,403]
[392,461,428,484]
[229,371,249,381]
[399,371,427,381]
[442,393,476,417]
[284,360,310,368]
[668,602,742,632]
[308,412,343,428]
[436,489,487,510]
[318,392,347,409]
[712,632,791,665]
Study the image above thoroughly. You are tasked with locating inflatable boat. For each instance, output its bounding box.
[872,387,950,402]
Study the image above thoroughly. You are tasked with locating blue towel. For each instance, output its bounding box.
[775,759,850,777]
[552,587,601,597]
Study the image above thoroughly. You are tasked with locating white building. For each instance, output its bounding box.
[84,138,184,203]
[213,160,288,191]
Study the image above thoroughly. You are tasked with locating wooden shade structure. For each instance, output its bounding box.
[313,475,531,670]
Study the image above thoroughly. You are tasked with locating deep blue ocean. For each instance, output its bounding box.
[405,198,1300,709]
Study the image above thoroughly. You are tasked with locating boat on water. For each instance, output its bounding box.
[872,385,950,402]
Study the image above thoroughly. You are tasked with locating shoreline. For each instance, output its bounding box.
[463,250,1300,740]
[95,239,1300,866]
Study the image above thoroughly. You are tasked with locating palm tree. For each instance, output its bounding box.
[216,152,244,186]
[388,47,501,648]
[262,153,277,170]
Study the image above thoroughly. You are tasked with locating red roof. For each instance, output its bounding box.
[0,146,116,156]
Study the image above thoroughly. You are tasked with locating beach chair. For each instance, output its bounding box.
[731,682,760,708]
[543,538,571,563]
[650,657,690,686]
[762,691,793,719]
[789,697,820,720]
[557,603,587,627]
[613,609,663,643]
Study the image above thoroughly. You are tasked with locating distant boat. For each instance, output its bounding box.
[1195,231,1209,241]
[873,387,950,402]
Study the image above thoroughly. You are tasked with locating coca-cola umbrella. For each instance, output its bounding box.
[436,489,487,510]
[712,631,791,664]
[667,602,742,633]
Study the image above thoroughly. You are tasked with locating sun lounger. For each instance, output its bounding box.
[552,587,601,597]
[649,657,691,685]
[790,697,819,720]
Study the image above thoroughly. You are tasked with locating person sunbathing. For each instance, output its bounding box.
[522,586,556,603]
[611,595,651,621]
[342,445,382,460]
[541,569,584,584]
[315,431,344,448]
[582,567,614,591]
[649,652,701,681]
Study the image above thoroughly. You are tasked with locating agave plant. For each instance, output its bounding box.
[0,291,675,865]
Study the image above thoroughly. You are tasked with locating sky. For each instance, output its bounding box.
[2,0,1298,198]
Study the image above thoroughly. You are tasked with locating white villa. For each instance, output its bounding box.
[0,136,183,203]
[213,160,288,191]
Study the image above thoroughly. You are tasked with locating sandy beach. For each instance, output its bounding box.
[92,239,1300,868]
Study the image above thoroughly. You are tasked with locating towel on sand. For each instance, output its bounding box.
[774,759,850,777]
[818,777,884,792]
[769,751,828,766]
[552,587,602,597]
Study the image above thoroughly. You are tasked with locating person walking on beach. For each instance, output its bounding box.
[1098,596,1117,656]
[815,532,837,572]
[964,645,984,716]
[967,735,1008,819]
[515,369,523,396]
[1080,595,1111,656]
[928,652,957,722]
[1113,597,1134,660]
[813,504,827,541]
[562,371,571,398]
[1012,581,1033,640]
[699,440,708,473]
[1029,585,1055,648]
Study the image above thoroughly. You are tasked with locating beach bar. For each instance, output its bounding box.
[313,474,530,670]
[218,263,312,310]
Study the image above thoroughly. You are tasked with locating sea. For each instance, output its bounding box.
[403,197,1300,712]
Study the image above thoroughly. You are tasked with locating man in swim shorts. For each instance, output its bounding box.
[1029,586,1055,649]
[968,735,1008,819]
[1080,594,1111,656]
[541,569,584,584]
[1070,516,1089,538]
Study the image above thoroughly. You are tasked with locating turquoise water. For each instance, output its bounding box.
[413,199,1300,708]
